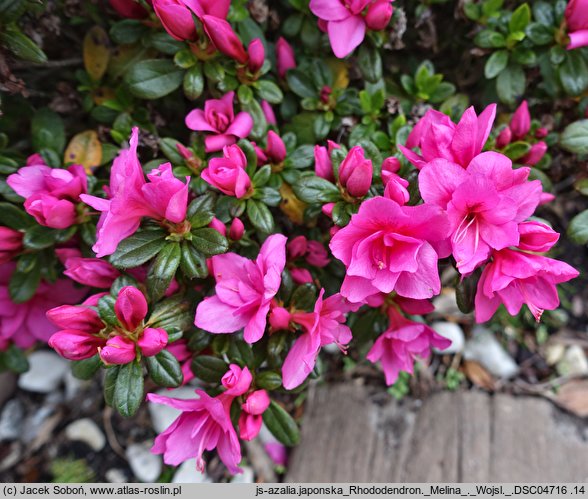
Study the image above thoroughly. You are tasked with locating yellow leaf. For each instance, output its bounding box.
[64,131,103,173]
[92,87,116,106]
[279,183,307,225]
[327,59,349,90]
[84,26,110,81]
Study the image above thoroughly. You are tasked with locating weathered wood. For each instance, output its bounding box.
[286,384,588,482]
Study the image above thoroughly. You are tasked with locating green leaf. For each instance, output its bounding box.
[8,266,41,303]
[526,22,554,45]
[357,43,382,83]
[256,371,283,390]
[191,355,228,383]
[98,294,118,326]
[252,164,271,187]
[255,80,283,104]
[240,98,267,140]
[246,199,274,233]
[561,120,588,154]
[149,295,192,330]
[23,225,58,250]
[180,242,208,279]
[0,24,47,64]
[31,108,65,154]
[125,59,184,100]
[286,70,317,99]
[190,227,229,256]
[4,344,29,374]
[292,175,341,204]
[474,30,506,48]
[533,1,554,25]
[187,192,216,219]
[262,401,300,446]
[110,230,167,269]
[147,242,181,301]
[183,63,204,101]
[484,50,509,79]
[509,4,531,33]
[496,64,526,105]
[146,350,183,388]
[455,269,481,314]
[0,202,32,230]
[114,361,144,418]
[290,283,317,310]
[147,32,184,55]
[103,366,120,407]
[559,51,588,96]
[568,210,588,244]
[503,141,531,160]
[109,19,147,45]
[72,355,102,380]
[284,145,314,169]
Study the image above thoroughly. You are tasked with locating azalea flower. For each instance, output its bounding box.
[565,0,588,50]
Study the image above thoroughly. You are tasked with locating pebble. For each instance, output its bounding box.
[464,327,519,379]
[126,442,162,483]
[545,343,566,366]
[0,399,24,441]
[432,290,466,317]
[431,322,465,354]
[65,418,106,452]
[557,345,588,377]
[148,387,197,434]
[231,465,254,483]
[172,459,210,483]
[105,468,129,483]
[18,351,69,393]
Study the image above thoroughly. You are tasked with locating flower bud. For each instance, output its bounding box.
[222,364,252,396]
[115,286,148,331]
[138,327,168,357]
[201,145,252,198]
[265,443,287,466]
[242,389,270,415]
[63,257,120,288]
[109,0,149,19]
[269,306,291,330]
[383,173,410,206]
[176,143,194,160]
[276,37,296,78]
[495,126,512,148]
[209,217,227,236]
[247,38,265,73]
[521,141,547,166]
[47,305,104,333]
[266,131,286,164]
[0,227,23,264]
[229,217,245,240]
[569,30,588,50]
[535,127,548,139]
[365,0,394,31]
[518,221,559,253]
[306,241,329,267]
[339,147,372,198]
[261,101,277,126]
[291,267,313,284]
[49,330,105,361]
[287,235,307,259]
[24,194,77,229]
[381,156,401,177]
[314,145,334,182]
[322,202,335,218]
[510,100,531,140]
[238,413,263,441]
[203,15,248,64]
[153,0,198,41]
[100,336,137,365]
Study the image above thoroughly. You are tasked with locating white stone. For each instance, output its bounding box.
[0,400,24,441]
[172,459,210,483]
[105,468,128,483]
[432,290,466,317]
[148,387,198,434]
[126,442,162,483]
[431,322,465,354]
[464,327,519,379]
[231,466,254,483]
[557,345,588,377]
[65,418,105,451]
[18,351,68,393]
[545,344,566,366]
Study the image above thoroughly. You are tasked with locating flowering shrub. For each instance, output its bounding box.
[0,0,585,477]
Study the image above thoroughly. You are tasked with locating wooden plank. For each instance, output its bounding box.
[286,385,588,483]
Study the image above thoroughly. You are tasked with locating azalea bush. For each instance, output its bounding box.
[0,0,586,478]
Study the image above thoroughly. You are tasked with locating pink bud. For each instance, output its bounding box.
[510,101,531,140]
[287,235,308,259]
[138,327,168,357]
[47,305,104,333]
[176,143,194,160]
[201,145,252,198]
[518,221,560,253]
[109,0,149,19]
[329,226,340,237]
[242,389,270,415]
[306,241,330,267]
[339,147,372,197]
[209,217,227,236]
[49,330,105,361]
[99,336,137,365]
[539,192,555,205]
[238,413,263,441]
[247,38,265,73]
[82,292,110,307]
[24,194,77,229]
[0,227,23,264]
[314,145,335,182]
[521,141,547,166]
[254,143,269,165]
[266,131,286,163]
[115,286,148,331]
[26,153,47,166]
[322,202,335,218]
[291,267,313,284]
[153,0,198,41]
[569,30,588,50]
[496,126,512,148]
[269,306,291,330]
[202,15,248,64]
[221,364,252,396]
[63,257,120,288]
[381,156,401,177]
[229,217,245,240]
[265,442,287,466]
[261,101,277,126]
[276,37,296,78]
[365,0,394,31]
[535,127,548,139]
[383,173,410,206]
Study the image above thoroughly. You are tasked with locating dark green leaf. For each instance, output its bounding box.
[191,227,229,255]
[109,20,147,44]
[262,401,300,446]
[5,344,29,374]
[509,3,531,33]
[0,202,33,230]
[23,225,58,250]
[561,120,588,154]
[0,24,47,64]
[183,63,204,100]
[246,199,274,233]
[284,145,314,169]
[125,59,184,100]
[147,242,181,301]
[256,371,282,390]
[290,283,317,311]
[292,175,340,204]
[103,366,120,407]
[496,64,526,105]
[8,266,41,303]
[484,50,509,79]
[286,70,317,99]
[191,355,228,383]
[31,108,65,154]
[559,51,588,96]
[72,355,102,380]
[357,43,382,83]
[98,294,118,326]
[503,141,531,160]
[180,242,208,279]
[110,230,167,269]
[568,210,588,244]
[255,80,283,104]
[114,361,144,418]
[146,350,183,388]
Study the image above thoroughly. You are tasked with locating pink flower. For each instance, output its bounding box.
[221,364,253,396]
[49,329,106,361]
[510,101,531,140]
[8,163,87,229]
[147,389,243,473]
[239,390,270,441]
[338,146,373,198]
[0,263,87,348]
[100,335,137,365]
[517,221,559,252]
[565,0,588,49]
[419,152,542,274]
[399,104,497,169]
[109,0,149,19]
[269,305,291,331]
[265,443,287,466]
[309,0,392,58]
[195,234,287,343]
[0,227,23,264]
[475,249,578,323]
[282,289,357,389]
[63,255,120,288]
[314,140,339,182]
[200,145,252,198]
[153,0,197,41]
[255,131,286,165]
[185,92,253,152]
[185,0,230,19]
[202,15,248,64]
[276,37,296,78]
[366,308,450,385]
[365,0,393,30]
[330,196,450,303]
[81,128,188,257]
